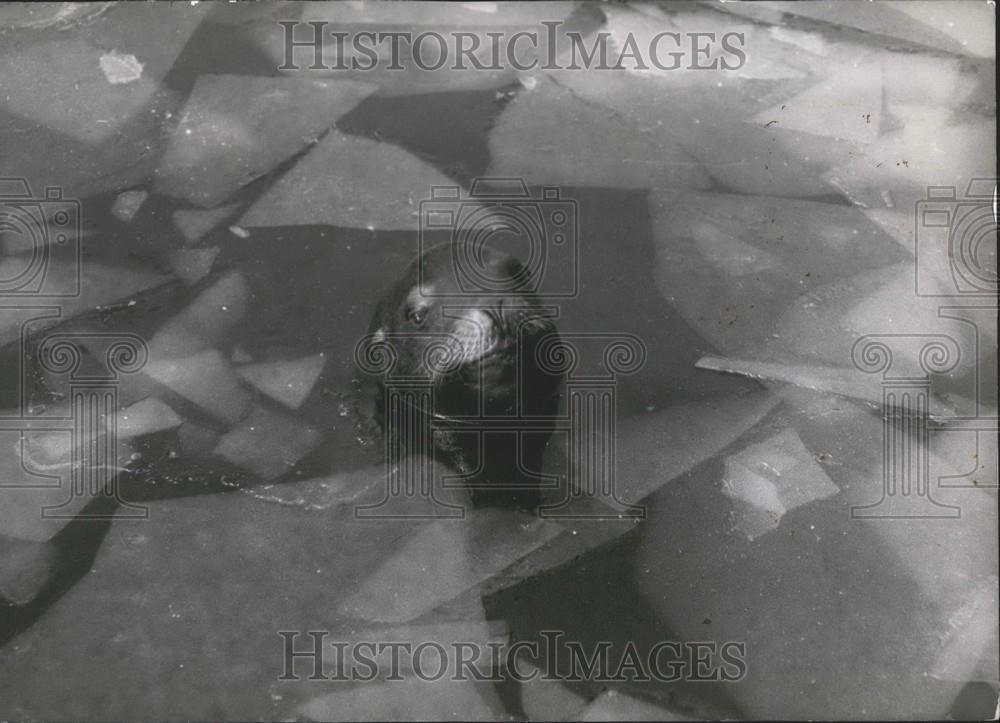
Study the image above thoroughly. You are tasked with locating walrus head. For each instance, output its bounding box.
[361,241,563,510]
[365,241,561,419]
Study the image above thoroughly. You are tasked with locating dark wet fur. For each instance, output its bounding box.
[364,241,564,511]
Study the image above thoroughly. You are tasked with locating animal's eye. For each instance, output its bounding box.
[407,308,427,325]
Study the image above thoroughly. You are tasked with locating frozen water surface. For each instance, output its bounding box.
[0,1,995,720]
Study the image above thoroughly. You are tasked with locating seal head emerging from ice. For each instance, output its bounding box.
[363,240,563,510]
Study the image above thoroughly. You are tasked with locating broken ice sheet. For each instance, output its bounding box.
[720,426,840,541]
[929,576,999,683]
[824,114,995,211]
[0,259,168,348]
[648,189,907,355]
[697,355,899,413]
[0,85,181,202]
[540,6,857,197]
[0,468,490,719]
[240,130,468,231]
[235,354,325,410]
[751,52,885,146]
[0,534,57,605]
[148,270,250,359]
[0,422,134,541]
[115,397,183,438]
[481,390,781,595]
[887,1,995,58]
[0,5,207,142]
[339,508,563,623]
[154,75,376,207]
[750,262,994,395]
[212,404,320,482]
[145,349,254,425]
[167,246,220,285]
[718,0,991,58]
[488,74,712,191]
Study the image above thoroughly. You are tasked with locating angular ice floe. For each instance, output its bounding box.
[240,131,468,231]
[155,75,376,207]
[633,395,998,719]
[648,189,906,355]
[696,356,887,411]
[692,221,782,278]
[0,86,181,201]
[235,355,325,410]
[167,246,220,285]
[148,270,250,359]
[616,391,784,507]
[824,115,995,212]
[0,411,137,541]
[0,534,57,605]
[0,469,494,718]
[884,0,995,58]
[145,349,254,425]
[212,404,320,481]
[0,259,168,349]
[759,261,993,389]
[482,390,781,595]
[111,189,148,221]
[929,577,999,683]
[115,397,183,438]
[488,74,712,191]
[541,6,914,198]
[750,53,883,146]
[339,508,563,623]
[99,51,143,85]
[719,0,989,58]
[720,427,840,541]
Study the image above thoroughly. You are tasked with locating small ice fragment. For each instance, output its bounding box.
[111,190,148,222]
[99,51,144,85]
